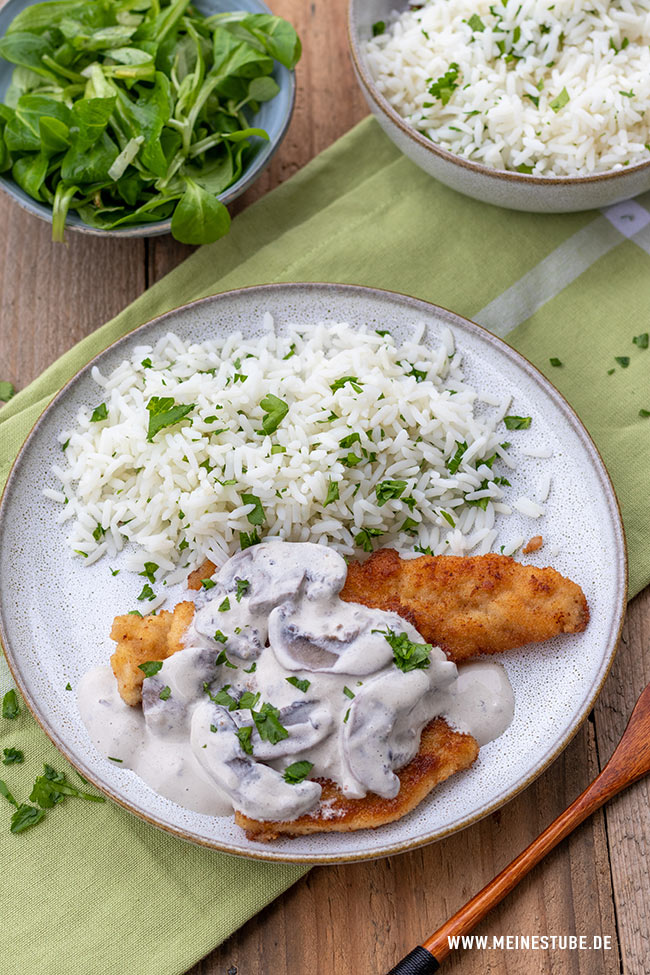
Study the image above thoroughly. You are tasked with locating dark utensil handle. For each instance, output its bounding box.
[387,946,440,974]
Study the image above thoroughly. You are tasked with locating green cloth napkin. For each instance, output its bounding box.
[2,115,649,975]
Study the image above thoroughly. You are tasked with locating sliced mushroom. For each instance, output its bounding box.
[343,662,456,798]
[269,602,404,675]
[190,700,321,821]
[242,699,333,760]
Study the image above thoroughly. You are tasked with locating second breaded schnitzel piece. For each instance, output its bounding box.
[235,718,479,841]
[110,601,194,706]
[341,549,589,661]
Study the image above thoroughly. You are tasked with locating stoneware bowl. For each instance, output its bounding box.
[0,282,626,862]
[0,0,295,237]
[348,0,650,213]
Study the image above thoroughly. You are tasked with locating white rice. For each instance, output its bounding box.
[48,319,536,578]
[366,0,650,175]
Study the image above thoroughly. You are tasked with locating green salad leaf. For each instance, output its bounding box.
[0,0,301,243]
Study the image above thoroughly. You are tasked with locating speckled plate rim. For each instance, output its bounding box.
[0,282,628,864]
[0,0,296,237]
[347,0,650,187]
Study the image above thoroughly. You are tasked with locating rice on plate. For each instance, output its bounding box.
[365,0,650,176]
[45,315,548,600]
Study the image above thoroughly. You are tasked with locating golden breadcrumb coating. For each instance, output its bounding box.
[341,549,589,661]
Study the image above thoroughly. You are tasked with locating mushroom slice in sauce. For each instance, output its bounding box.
[243,699,334,760]
[190,700,322,821]
[343,656,457,799]
[269,601,410,675]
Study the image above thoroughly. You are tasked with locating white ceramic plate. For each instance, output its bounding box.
[0,283,627,863]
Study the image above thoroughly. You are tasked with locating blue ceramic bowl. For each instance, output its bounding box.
[0,0,296,236]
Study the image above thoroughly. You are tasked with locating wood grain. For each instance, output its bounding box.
[0,0,647,974]
[422,682,650,966]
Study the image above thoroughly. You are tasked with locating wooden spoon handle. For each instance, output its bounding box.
[388,683,650,973]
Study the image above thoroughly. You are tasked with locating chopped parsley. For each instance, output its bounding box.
[271,445,286,454]
[504,415,532,430]
[440,510,456,528]
[2,748,24,765]
[2,690,19,720]
[65,683,72,691]
[201,578,216,590]
[375,479,407,506]
[0,779,18,807]
[237,726,253,755]
[428,63,460,105]
[203,683,237,709]
[341,453,362,468]
[213,630,228,644]
[339,432,361,448]
[286,676,311,693]
[137,583,155,602]
[251,703,289,744]
[549,87,570,113]
[401,517,419,535]
[240,529,261,550]
[236,579,250,602]
[372,20,385,36]
[467,13,485,31]
[145,396,195,442]
[324,480,340,506]
[517,164,534,174]
[549,358,563,367]
[259,393,289,435]
[354,527,383,552]
[373,628,433,673]
[139,562,159,583]
[138,660,163,677]
[615,356,630,368]
[447,441,468,474]
[0,381,16,402]
[283,760,314,784]
[330,376,363,394]
[92,524,105,542]
[343,686,355,700]
[127,610,143,617]
[29,764,105,809]
[243,662,257,674]
[375,329,391,337]
[159,686,171,701]
[241,493,265,526]
[90,403,108,422]
[218,597,231,612]
[639,409,650,418]
[633,333,649,349]
[10,804,45,834]
[141,358,152,369]
[283,343,296,360]
[216,649,237,669]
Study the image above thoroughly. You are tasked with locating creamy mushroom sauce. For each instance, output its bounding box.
[78,542,515,822]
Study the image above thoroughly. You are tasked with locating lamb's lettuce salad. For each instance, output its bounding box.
[0,0,300,243]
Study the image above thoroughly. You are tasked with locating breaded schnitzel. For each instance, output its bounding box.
[108,549,588,839]
[235,718,479,839]
[342,549,589,661]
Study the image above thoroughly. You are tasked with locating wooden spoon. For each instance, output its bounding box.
[387,682,650,974]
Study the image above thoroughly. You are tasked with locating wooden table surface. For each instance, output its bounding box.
[1,1,649,973]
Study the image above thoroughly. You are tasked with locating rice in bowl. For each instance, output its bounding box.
[365,0,650,176]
